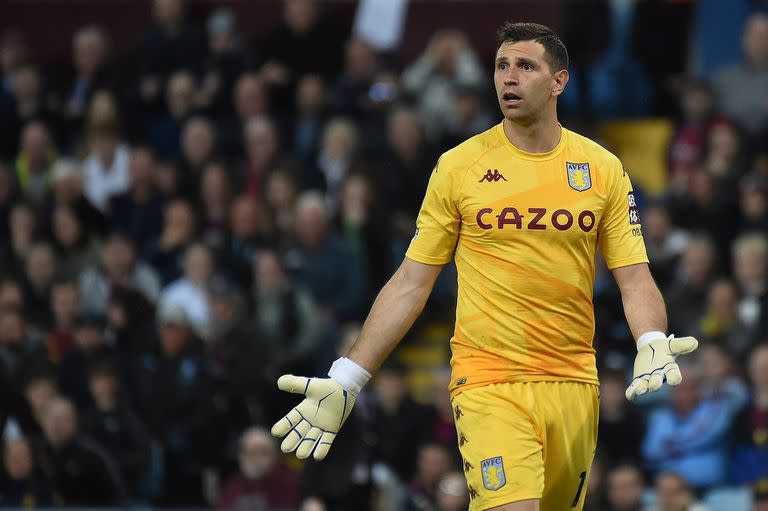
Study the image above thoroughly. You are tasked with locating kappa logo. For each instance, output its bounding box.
[479,169,507,182]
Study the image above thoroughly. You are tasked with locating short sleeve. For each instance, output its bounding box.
[405,156,461,265]
[597,165,649,269]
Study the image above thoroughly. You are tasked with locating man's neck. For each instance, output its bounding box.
[502,116,562,154]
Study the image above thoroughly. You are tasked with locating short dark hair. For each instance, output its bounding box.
[496,22,569,72]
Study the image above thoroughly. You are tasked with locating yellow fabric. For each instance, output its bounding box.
[452,381,599,510]
[406,122,648,396]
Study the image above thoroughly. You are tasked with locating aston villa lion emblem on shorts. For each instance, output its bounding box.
[481,456,506,490]
[566,162,592,191]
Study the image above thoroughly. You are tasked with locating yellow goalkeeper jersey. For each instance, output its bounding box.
[405,122,648,396]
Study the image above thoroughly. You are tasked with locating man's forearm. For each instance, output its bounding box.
[346,263,435,373]
[619,274,668,342]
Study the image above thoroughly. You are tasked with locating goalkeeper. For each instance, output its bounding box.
[272,21,697,511]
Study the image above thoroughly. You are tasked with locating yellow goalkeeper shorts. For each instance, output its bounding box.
[452,381,599,510]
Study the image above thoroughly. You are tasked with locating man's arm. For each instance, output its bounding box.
[612,262,667,340]
[270,256,444,460]
[612,262,698,400]
[347,256,444,372]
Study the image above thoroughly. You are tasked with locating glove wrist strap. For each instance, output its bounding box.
[636,331,668,351]
[328,357,371,396]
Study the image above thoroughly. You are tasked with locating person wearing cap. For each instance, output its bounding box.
[198,7,245,115]
[131,300,213,507]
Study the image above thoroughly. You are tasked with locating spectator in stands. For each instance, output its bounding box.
[336,173,391,303]
[731,344,768,485]
[81,361,151,496]
[79,231,161,313]
[732,233,768,334]
[713,14,768,136]
[1,436,58,508]
[150,70,198,160]
[257,0,347,113]
[443,84,494,147]
[240,115,281,199]
[598,368,646,465]
[698,342,750,410]
[137,0,205,104]
[605,463,645,511]
[0,31,28,158]
[144,198,198,283]
[374,360,434,482]
[132,302,212,507]
[265,168,298,241]
[650,472,709,511]
[81,120,131,212]
[159,242,215,337]
[217,427,301,510]
[408,442,454,510]
[0,277,24,310]
[668,80,716,184]
[18,369,59,437]
[583,456,606,511]
[14,121,56,205]
[39,396,125,506]
[696,279,757,359]
[739,174,768,234]
[197,161,231,249]
[58,311,116,409]
[21,242,57,329]
[218,194,270,286]
[0,162,19,241]
[401,29,484,142]
[60,26,114,141]
[249,247,321,378]
[428,368,457,448]
[179,116,217,197]
[199,7,246,116]
[435,471,470,511]
[108,145,164,252]
[289,73,329,157]
[1,202,38,277]
[643,202,689,289]
[220,73,269,157]
[643,363,734,488]
[311,117,363,209]
[5,64,61,150]
[665,235,717,334]
[51,204,101,279]
[285,191,364,322]
[377,106,436,220]
[46,157,109,238]
[332,37,380,120]
[47,279,80,361]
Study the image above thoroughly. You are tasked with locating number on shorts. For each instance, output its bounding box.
[571,471,586,507]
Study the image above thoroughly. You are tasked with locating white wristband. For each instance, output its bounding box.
[636,331,668,351]
[328,357,371,396]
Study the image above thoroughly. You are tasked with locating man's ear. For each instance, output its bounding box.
[552,69,569,97]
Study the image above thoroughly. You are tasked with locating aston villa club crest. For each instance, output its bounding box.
[566,162,592,192]
[481,456,506,491]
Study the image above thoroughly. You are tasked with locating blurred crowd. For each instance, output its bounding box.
[0,0,767,510]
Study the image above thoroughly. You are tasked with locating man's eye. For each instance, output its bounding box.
[498,63,507,70]
[521,63,533,71]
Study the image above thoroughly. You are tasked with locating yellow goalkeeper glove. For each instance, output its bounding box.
[271,357,370,460]
[625,333,698,401]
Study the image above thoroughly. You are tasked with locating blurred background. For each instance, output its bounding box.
[0,0,767,510]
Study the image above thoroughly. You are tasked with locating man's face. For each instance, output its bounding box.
[656,475,689,511]
[4,439,33,480]
[494,41,563,125]
[607,467,643,510]
[743,16,768,64]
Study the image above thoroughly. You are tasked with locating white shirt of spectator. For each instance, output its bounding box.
[82,144,131,212]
